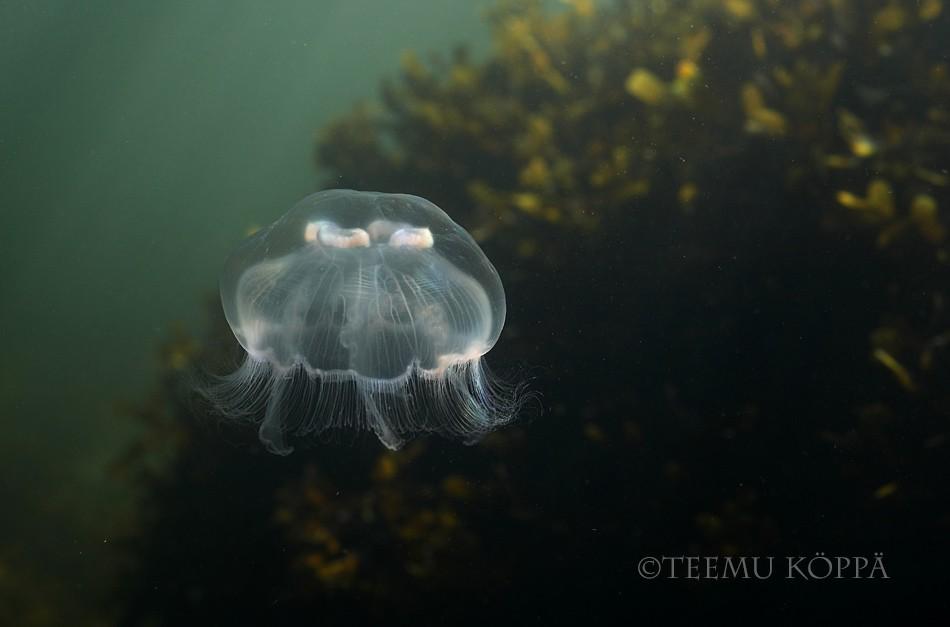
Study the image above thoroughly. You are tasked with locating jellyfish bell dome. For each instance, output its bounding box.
[206,190,522,455]
[221,189,506,378]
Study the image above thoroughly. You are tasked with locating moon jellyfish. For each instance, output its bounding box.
[203,189,524,455]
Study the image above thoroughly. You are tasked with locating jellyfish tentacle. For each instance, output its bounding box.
[260,372,294,456]
[362,387,404,450]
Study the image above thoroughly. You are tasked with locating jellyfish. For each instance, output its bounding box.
[202,189,524,455]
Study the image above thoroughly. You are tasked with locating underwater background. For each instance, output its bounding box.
[2,0,949,623]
